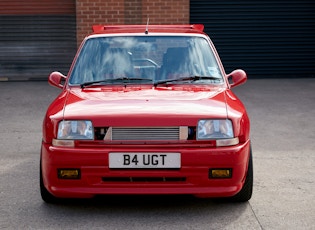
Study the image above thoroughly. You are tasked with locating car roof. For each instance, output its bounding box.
[91,24,206,36]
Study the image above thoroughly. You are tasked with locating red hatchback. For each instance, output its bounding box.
[40,24,252,202]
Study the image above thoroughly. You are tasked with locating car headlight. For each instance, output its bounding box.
[197,119,239,146]
[57,120,94,140]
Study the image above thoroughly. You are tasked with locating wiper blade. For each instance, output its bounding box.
[153,76,222,87]
[80,79,113,88]
[80,77,153,88]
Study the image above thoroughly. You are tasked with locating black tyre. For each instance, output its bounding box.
[40,160,59,203]
[230,146,253,202]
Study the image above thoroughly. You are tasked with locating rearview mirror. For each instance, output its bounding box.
[48,72,66,89]
[227,69,247,88]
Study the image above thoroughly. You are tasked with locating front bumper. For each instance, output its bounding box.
[41,140,251,198]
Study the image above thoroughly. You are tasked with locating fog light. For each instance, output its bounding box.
[58,169,81,179]
[210,169,232,178]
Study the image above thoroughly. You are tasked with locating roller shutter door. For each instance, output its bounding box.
[190,1,315,78]
[0,0,76,81]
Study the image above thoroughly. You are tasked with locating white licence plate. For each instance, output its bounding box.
[109,153,181,169]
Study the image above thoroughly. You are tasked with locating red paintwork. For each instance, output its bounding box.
[41,24,250,199]
[92,24,205,33]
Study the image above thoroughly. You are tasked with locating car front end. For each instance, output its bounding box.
[40,24,252,202]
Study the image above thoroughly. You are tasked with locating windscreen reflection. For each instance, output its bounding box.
[69,36,222,85]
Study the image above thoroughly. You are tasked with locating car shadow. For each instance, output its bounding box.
[39,195,250,229]
[44,194,245,208]
[42,195,250,222]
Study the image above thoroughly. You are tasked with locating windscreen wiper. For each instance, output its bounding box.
[153,76,222,87]
[80,77,153,88]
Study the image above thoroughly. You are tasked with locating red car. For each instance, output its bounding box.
[40,24,252,203]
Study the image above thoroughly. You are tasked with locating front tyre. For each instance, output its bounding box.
[40,160,59,203]
[230,146,253,202]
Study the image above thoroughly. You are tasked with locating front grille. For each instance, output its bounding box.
[112,127,180,140]
[94,126,192,141]
[102,177,186,182]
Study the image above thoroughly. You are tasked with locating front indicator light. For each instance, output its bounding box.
[52,139,75,147]
[210,169,232,179]
[216,137,239,147]
[58,169,81,179]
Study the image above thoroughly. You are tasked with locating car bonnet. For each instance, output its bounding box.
[60,86,229,121]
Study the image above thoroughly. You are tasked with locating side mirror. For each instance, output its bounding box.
[227,69,247,88]
[48,72,66,89]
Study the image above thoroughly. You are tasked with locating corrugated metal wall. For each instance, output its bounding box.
[0,0,76,81]
[190,1,315,78]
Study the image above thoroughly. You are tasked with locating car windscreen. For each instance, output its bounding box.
[69,36,223,85]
